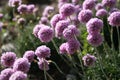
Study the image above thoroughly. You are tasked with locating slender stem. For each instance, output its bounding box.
[51,38,83,77]
[51,39,70,65]
[65,54,83,77]
[95,48,108,79]
[116,26,120,53]
[51,39,59,53]
[46,72,55,80]
[51,61,65,75]
[68,16,72,24]
[77,51,86,79]
[68,54,77,68]
[44,59,47,80]
[111,27,114,51]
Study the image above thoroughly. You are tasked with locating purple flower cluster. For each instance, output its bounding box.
[82,54,96,66]
[86,18,103,34]
[13,58,30,73]
[96,9,108,17]
[38,58,49,71]
[35,45,51,58]
[0,52,16,67]
[17,18,26,25]
[35,45,51,70]
[59,43,67,54]
[42,6,54,17]
[58,0,69,8]
[0,68,14,80]
[55,20,69,38]
[108,11,120,26]
[102,0,116,8]
[23,50,35,62]
[8,0,22,7]
[0,51,30,80]
[50,14,65,28]
[39,16,49,25]
[58,0,69,3]
[59,39,80,54]
[9,71,27,80]
[86,18,103,47]
[37,26,54,42]
[66,39,80,54]
[87,33,103,47]
[59,3,75,17]
[109,8,119,14]
[17,4,35,14]
[78,9,93,23]
[82,0,96,10]
[33,24,44,37]
[63,25,79,40]
[95,3,104,11]
[0,13,3,19]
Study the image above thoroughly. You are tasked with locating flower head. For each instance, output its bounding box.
[82,0,96,10]
[17,18,26,25]
[13,58,30,73]
[95,3,104,11]
[86,18,103,34]
[63,25,79,40]
[38,26,54,42]
[17,4,27,14]
[0,13,3,19]
[38,58,49,71]
[9,71,27,80]
[42,6,54,17]
[50,14,65,28]
[0,68,14,80]
[108,11,120,26]
[102,0,116,8]
[59,3,75,17]
[75,5,82,14]
[96,9,108,17]
[109,8,119,14]
[8,0,22,7]
[55,20,69,38]
[27,4,35,13]
[58,0,69,3]
[23,50,35,62]
[82,54,96,66]
[59,43,67,54]
[1,52,16,67]
[78,9,93,23]
[66,39,80,54]
[35,45,51,58]
[39,17,49,25]
[87,33,103,47]
[33,24,45,37]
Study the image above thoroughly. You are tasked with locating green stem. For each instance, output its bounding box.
[51,61,65,75]
[111,27,114,51]
[95,48,108,80]
[51,39,70,66]
[46,72,55,80]
[68,16,72,24]
[51,39,83,77]
[67,54,83,77]
[44,59,47,80]
[77,51,86,79]
[116,26,120,53]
